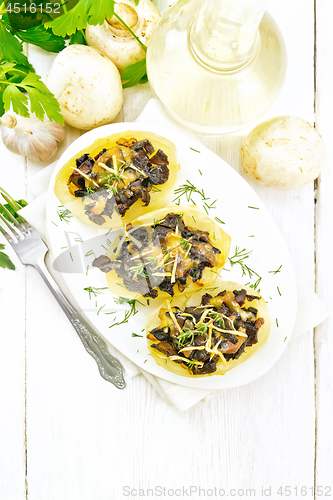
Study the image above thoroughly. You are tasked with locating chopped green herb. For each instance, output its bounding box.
[97,304,106,315]
[269,265,282,274]
[214,217,225,225]
[84,286,108,300]
[277,286,282,296]
[248,206,259,210]
[173,180,209,204]
[180,237,190,251]
[0,243,15,270]
[57,207,72,224]
[190,147,201,153]
[228,246,260,280]
[198,169,202,175]
[129,261,149,278]
[276,318,279,327]
[109,297,144,328]
[132,333,143,338]
[68,231,83,243]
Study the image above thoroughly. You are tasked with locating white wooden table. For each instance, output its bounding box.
[1,0,332,498]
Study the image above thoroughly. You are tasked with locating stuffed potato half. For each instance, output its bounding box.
[54,131,179,228]
[146,282,271,377]
[92,205,231,300]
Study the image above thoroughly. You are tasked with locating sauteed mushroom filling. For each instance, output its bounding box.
[93,212,222,298]
[147,290,265,375]
[68,138,170,225]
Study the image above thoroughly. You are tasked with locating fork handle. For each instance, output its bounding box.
[34,259,126,389]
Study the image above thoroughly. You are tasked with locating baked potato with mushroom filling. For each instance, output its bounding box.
[54,131,179,228]
[92,206,231,300]
[146,282,270,377]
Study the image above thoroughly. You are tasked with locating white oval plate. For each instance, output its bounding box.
[46,122,297,390]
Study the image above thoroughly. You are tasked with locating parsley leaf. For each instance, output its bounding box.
[0,63,64,124]
[0,244,15,271]
[46,0,115,37]
[0,22,32,67]
[69,30,87,45]
[13,25,66,53]
[0,199,27,223]
[121,58,148,88]
[2,84,29,116]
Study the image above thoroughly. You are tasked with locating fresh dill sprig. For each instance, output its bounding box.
[249,277,262,293]
[110,297,144,328]
[185,360,196,371]
[197,323,208,335]
[269,265,282,274]
[85,249,95,258]
[190,147,201,153]
[57,207,72,224]
[132,333,143,338]
[97,304,106,315]
[204,199,217,210]
[180,237,190,251]
[176,327,195,347]
[210,311,225,328]
[68,231,83,243]
[146,257,158,268]
[214,217,225,225]
[173,180,209,204]
[129,261,149,278]
[277,286,282,296]
[84,286,108,300]
[228,246,260,280]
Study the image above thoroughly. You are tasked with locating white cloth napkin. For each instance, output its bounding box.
[20,99,328,411]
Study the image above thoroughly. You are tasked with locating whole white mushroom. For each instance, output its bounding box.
[241,116,326,190]
[86,0,160,69]
[47,45,123,130]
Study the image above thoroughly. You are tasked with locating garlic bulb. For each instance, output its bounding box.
[1,112,66,162]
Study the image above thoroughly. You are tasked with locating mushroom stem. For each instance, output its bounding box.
[1,114,17,129]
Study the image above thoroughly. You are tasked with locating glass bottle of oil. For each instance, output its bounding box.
[146,0,287,134]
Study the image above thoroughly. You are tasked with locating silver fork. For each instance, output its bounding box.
[0,187,126,389]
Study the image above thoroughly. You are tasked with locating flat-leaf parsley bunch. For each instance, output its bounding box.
[0,0,151,124]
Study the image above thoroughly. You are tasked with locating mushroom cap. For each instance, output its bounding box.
[241,116,326,190]
[86,0,161,69]
[47,45,123,130]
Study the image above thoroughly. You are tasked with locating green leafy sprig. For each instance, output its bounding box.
[0,243,15,270]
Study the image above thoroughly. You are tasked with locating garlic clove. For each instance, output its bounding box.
[1,111,66,162]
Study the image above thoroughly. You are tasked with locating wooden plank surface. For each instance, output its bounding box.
[0,0,330,498]
[0,153,27,499]
[314,0,333,493]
